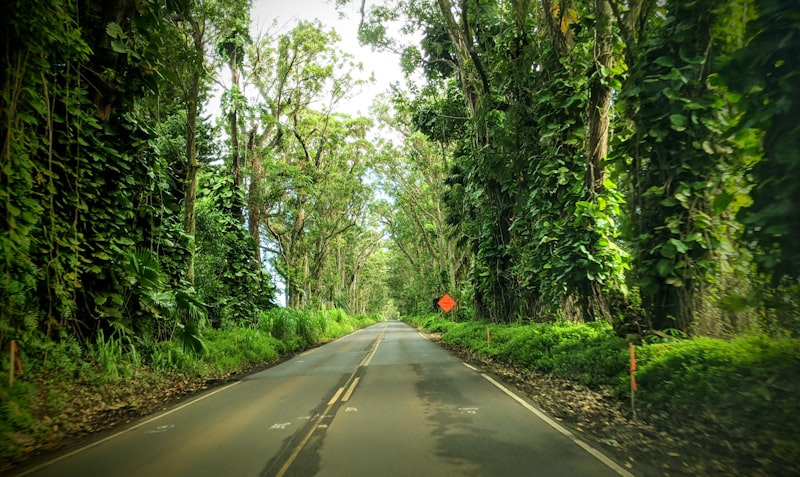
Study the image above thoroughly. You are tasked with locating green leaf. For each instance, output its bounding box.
[665,277,684,287]
[685,232,703,242]
[7,203,20,217]
[106,22,125,39]
[111,40,128,54]
[669,238,689,253]
[718,294,748,312]
[669,114,688,131]
[0,277,25,294]
[654,56,674,68]
[656,259,673,277]
[660,242,677,259]
[18,112,39,125]
[753,386,772,402]
[713,193,733,215]
[21,211,38,224]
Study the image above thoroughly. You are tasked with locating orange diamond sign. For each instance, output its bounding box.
[437,294,457,313]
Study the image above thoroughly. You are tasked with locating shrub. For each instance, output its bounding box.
[203,327,279,374]
[296,311,321,345]
[0,380,37,460]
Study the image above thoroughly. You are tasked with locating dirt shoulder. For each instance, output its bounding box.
[0,359,284,475]
[430,334,783,477]
[3,334,790,476]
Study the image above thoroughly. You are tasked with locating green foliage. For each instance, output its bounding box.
[615,0,748,331]
[256,307,381,352]
[203,327,280,374]
[415,317,629,387]
[635,336,798,409]
[194,171,276,326]
[149,341,204,376]
[383,0,798,341]
[407,313,800,470]
[383,0,632,325]
[0,380,38,461]
[722,0,800,280]
[260,308,300,344]
[92,329,135,382]
[1,0,191,344]
[120,247,209,353]
[635,335,800,468]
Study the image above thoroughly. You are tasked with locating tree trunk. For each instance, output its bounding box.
[582,0,615,321]
[229,47,243,223]
[247,128,263,268]
[587,0,612,195]
[436,0,484,141]
[183,19,204,285]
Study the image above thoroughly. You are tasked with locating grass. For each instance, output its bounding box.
[405,313,800,470]
[0,308,383,464]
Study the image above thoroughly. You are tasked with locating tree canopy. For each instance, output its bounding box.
[2,0,798,355]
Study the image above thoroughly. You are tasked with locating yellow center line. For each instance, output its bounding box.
[360,324,386,367]
[276,324,387,477]
[275,385,345,477]
[327,387,345,406]
[341,377,360,402]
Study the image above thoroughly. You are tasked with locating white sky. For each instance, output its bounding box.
[250,0,404,117]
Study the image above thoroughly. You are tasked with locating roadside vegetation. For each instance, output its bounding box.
[405,314,800,475]
[3,1,799,475]
[0,309,381,466]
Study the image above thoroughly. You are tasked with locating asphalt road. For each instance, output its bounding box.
[15,321,634,477]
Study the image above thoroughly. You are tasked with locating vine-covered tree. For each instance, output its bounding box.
[2,0,187,341]
[353,0,796,338]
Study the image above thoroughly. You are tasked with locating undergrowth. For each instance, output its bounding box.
[404,314,800,471]
[0,309,382,464]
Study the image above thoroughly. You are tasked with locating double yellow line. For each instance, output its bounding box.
[275,325,386,477]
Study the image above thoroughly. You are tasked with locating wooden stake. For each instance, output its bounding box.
[9,340,15,388]
[630,343,637,421]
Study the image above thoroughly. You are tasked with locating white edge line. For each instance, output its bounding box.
[462,362,478,371]
[480,374,571,436]
[417,332,428,339]
[14,381,241,477]
[480,373,635,477]
[571,437,635,477]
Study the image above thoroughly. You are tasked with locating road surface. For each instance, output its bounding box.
[14,321,633,477]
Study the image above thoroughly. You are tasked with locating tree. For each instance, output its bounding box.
[723,0,800,282]
[264,111,374,309]
[242,20,365,269]
[1,0,188,340]
[375,96,470,316]
[362,0,629,323]
[615,0,749,332]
